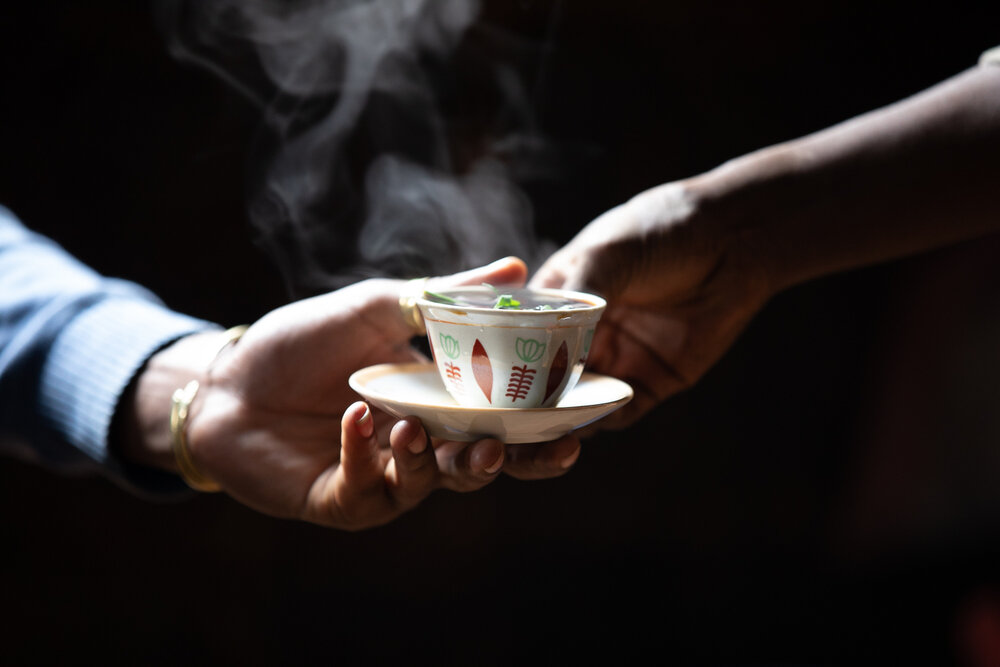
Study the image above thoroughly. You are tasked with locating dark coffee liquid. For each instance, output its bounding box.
[425,287,591,311]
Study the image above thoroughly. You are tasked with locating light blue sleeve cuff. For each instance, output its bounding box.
[39,295,220,497]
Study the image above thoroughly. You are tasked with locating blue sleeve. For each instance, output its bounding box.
[0,207,220,498]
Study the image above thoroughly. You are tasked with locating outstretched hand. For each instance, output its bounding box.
[129,258,581,530]
[531,182,773,429]
[537,64,1000,430]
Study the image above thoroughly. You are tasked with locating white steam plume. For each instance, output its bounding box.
[156,0,559,297]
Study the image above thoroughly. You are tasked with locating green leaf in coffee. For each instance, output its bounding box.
[423,290,458,304]
[494,294,521,309]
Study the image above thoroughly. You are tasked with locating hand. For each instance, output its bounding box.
[533,66,1000,431]
[531,181,773,429]
[325,401,495,530]
[126,258,581,530]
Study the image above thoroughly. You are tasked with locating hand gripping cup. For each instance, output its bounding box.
[416,286,606,408]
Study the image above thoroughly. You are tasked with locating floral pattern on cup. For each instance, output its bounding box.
[431,331,587,408]
[434,334,464,393]
[515,337,546,363]
[503,338,549,403]
[439,334,460,359]
[418,286,605,409]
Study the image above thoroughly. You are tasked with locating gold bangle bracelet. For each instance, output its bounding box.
[169,325,249,492]
[170,379,217,491]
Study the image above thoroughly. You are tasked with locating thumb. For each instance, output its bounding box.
[360,257,530,345]
[427,256,528,291]
[529,248,571,289]
[531,236,640,300]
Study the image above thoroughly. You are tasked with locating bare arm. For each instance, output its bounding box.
[534,60,1000,427]
[695,64,1000,292]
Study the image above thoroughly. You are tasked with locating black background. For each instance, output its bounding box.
[2,2,1000,665]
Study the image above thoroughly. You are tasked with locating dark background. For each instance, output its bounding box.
[2,2,1000,665]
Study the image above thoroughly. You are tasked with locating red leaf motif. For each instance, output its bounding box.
[472,339,492,403]
[505,365,537,402]
[543,340,568,404]
[444,362,464,394]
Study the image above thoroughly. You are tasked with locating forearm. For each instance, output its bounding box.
[0,208,220,494]
[694,64,1000,292]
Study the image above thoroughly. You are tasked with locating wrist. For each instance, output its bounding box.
[690,142,813,295]
[117,329,238,473]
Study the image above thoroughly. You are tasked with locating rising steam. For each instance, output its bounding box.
[155,0,559,297]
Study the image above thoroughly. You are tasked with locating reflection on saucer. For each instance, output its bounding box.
[349,362,633,444]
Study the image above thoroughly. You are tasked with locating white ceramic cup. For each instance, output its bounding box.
[416,286,606,408]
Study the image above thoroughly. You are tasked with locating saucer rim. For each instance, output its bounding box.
[349,362,633,413]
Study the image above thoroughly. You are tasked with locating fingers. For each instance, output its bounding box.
[326,403,586,529]
[529,203,623,291]
[338,401,387,494]
[303,401,395,529]
[528,251,570,289]
[530,202,652,297]
[530,242,618,296]
[328,405,444,528]
[530,245,593,293]
[346,257,529,347]
[432,432,583,487]
[433,438,505,492]
[383,417,441,510]
[503,435,582,480]
[341,407,446,509]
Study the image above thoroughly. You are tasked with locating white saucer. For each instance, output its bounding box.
[349,362,633,444]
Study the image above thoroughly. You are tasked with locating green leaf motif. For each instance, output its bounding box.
[515,337,546,363]
[439,334,461,359]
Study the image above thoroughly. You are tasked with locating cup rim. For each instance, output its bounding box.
[415,285,606,316]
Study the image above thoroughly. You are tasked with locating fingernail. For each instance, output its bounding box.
[490,256,522,270]
[560,447,581,469]
[407,430,427,454]
[355,404,374,438]
[484,445,504,474]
